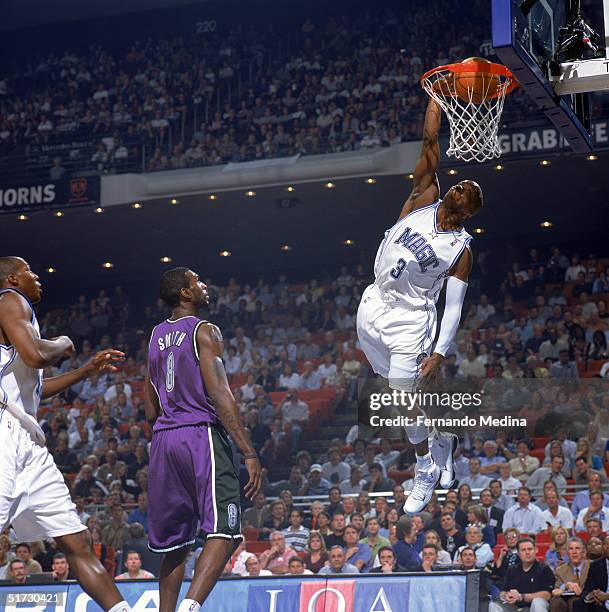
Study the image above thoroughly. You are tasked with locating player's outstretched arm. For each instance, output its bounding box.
[398,97,442,221]
[420,248,472,383]
[42,349,125,399]
[0,291,74,369]
[197,322,262,499]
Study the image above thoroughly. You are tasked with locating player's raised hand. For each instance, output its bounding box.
[244,456,263,499]
[83,349,126,375]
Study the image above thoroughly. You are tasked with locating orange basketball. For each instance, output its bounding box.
[454,57,500,104]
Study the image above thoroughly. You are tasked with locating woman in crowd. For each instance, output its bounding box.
[356,491,372,519]
[421,530,452,565]
[90,526,107,565]
[304,531,329,574]
[587,330,609,360]
[0,534,13,579]
[542,440,572,478]
[316,512,332,540]
[457,483,473,513]
[545,525,569,570]
[573,437,603,473]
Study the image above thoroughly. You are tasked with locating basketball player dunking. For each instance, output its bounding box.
[357,96,483,514]
[145,267,262,612]
[0,256,131,612]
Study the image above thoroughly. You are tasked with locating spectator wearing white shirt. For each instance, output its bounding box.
[239,374,257,402]
[574,491,609,532]
[502,487,545,534]
[224,346,242,376]
[459,457,490,490]
[497,462,521,496]
[479,440,507,479]
[476,294,495,324]
[564,255,586,281]
[280,391,309,453]
[317,353,337,384]
[374,439,400,471]
[300,362,322,390]
[539,488,574,531]
[322,447,351,485]
[278,364,302,391]
[103,378,132,405]
[453,524,494,568]
[509,441,540,483]
[340,465,366,495]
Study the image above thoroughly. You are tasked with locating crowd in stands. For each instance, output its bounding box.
[0,1,528,177]
[0,243,608,612]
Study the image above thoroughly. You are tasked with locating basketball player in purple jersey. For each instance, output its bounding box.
[145,267,262,612]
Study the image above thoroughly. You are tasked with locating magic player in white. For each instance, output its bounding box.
[0,256,131,612]
[357,96,482,513]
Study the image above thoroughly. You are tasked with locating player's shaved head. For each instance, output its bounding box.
[159,267,191,307]
[0,256,25,283]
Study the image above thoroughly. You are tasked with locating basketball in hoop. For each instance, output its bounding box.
[421,58,518,163]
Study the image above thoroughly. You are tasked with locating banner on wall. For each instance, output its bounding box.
[0,176,100,213]
[0,573,471,612]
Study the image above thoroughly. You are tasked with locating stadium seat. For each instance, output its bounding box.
[243,528,260,541]
[246,541,271,554]
[529,448,545,463]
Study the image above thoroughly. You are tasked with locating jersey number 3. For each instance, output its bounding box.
[166,351,175,392]
[390,258,406,279]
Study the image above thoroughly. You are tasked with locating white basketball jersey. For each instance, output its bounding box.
[373,200,472,308]
[0,289,43,419]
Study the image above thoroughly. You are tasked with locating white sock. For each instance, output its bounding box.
[177,599,201,612]
[416,452,433,470]
[108,602,131,612]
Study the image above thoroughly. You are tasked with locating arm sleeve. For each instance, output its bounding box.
[434,276,468,357]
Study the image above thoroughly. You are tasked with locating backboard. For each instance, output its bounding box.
[492,0,609,152]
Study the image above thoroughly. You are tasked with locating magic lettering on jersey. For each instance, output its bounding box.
[157,330,187,351]
[394,226,439,272]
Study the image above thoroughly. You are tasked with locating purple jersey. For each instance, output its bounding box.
[148,316,218,431]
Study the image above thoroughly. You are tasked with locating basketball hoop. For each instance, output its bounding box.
[421,59,518,163]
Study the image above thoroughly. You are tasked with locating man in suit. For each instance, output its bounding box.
[551,537,590,612]
[481,488,505,536]
[574,535,609,611]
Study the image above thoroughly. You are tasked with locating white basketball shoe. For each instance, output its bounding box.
[403,462,441,514]
[429,431,458,489]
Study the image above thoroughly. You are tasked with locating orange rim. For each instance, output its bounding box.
[421,60,519,98]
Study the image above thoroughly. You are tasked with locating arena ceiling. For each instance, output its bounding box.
[5,152,608,300]
[0,0,213,31]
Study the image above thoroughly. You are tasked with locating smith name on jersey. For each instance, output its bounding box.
[373,201,472,307]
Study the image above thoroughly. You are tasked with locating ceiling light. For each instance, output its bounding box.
[132,202,142,209]
[365,178,376,184]
[324,182,336,189]
[286,186,295,193]
[245,190,256,197]
[447,169,458,176]
[539,160,551,167]
[208,194,217,201]
[280,244,292,252]
[472,228,486,235]
[54,210,64,217]
[94,207,104,214]
[586,154,598,161]
[17,214,28,221]
[494,164,504,171]
[101,262,114,269]
[540,220,553,228]
[219,250,232,257]
[170,198,178,205]
[343,239,355,246]
[45,267,56,273]
[160,256,172,263]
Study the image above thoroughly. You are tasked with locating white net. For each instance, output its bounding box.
[421,65,515,163]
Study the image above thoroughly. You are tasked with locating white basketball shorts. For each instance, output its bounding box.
[356,284,437,390]
[0,408,86,541]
